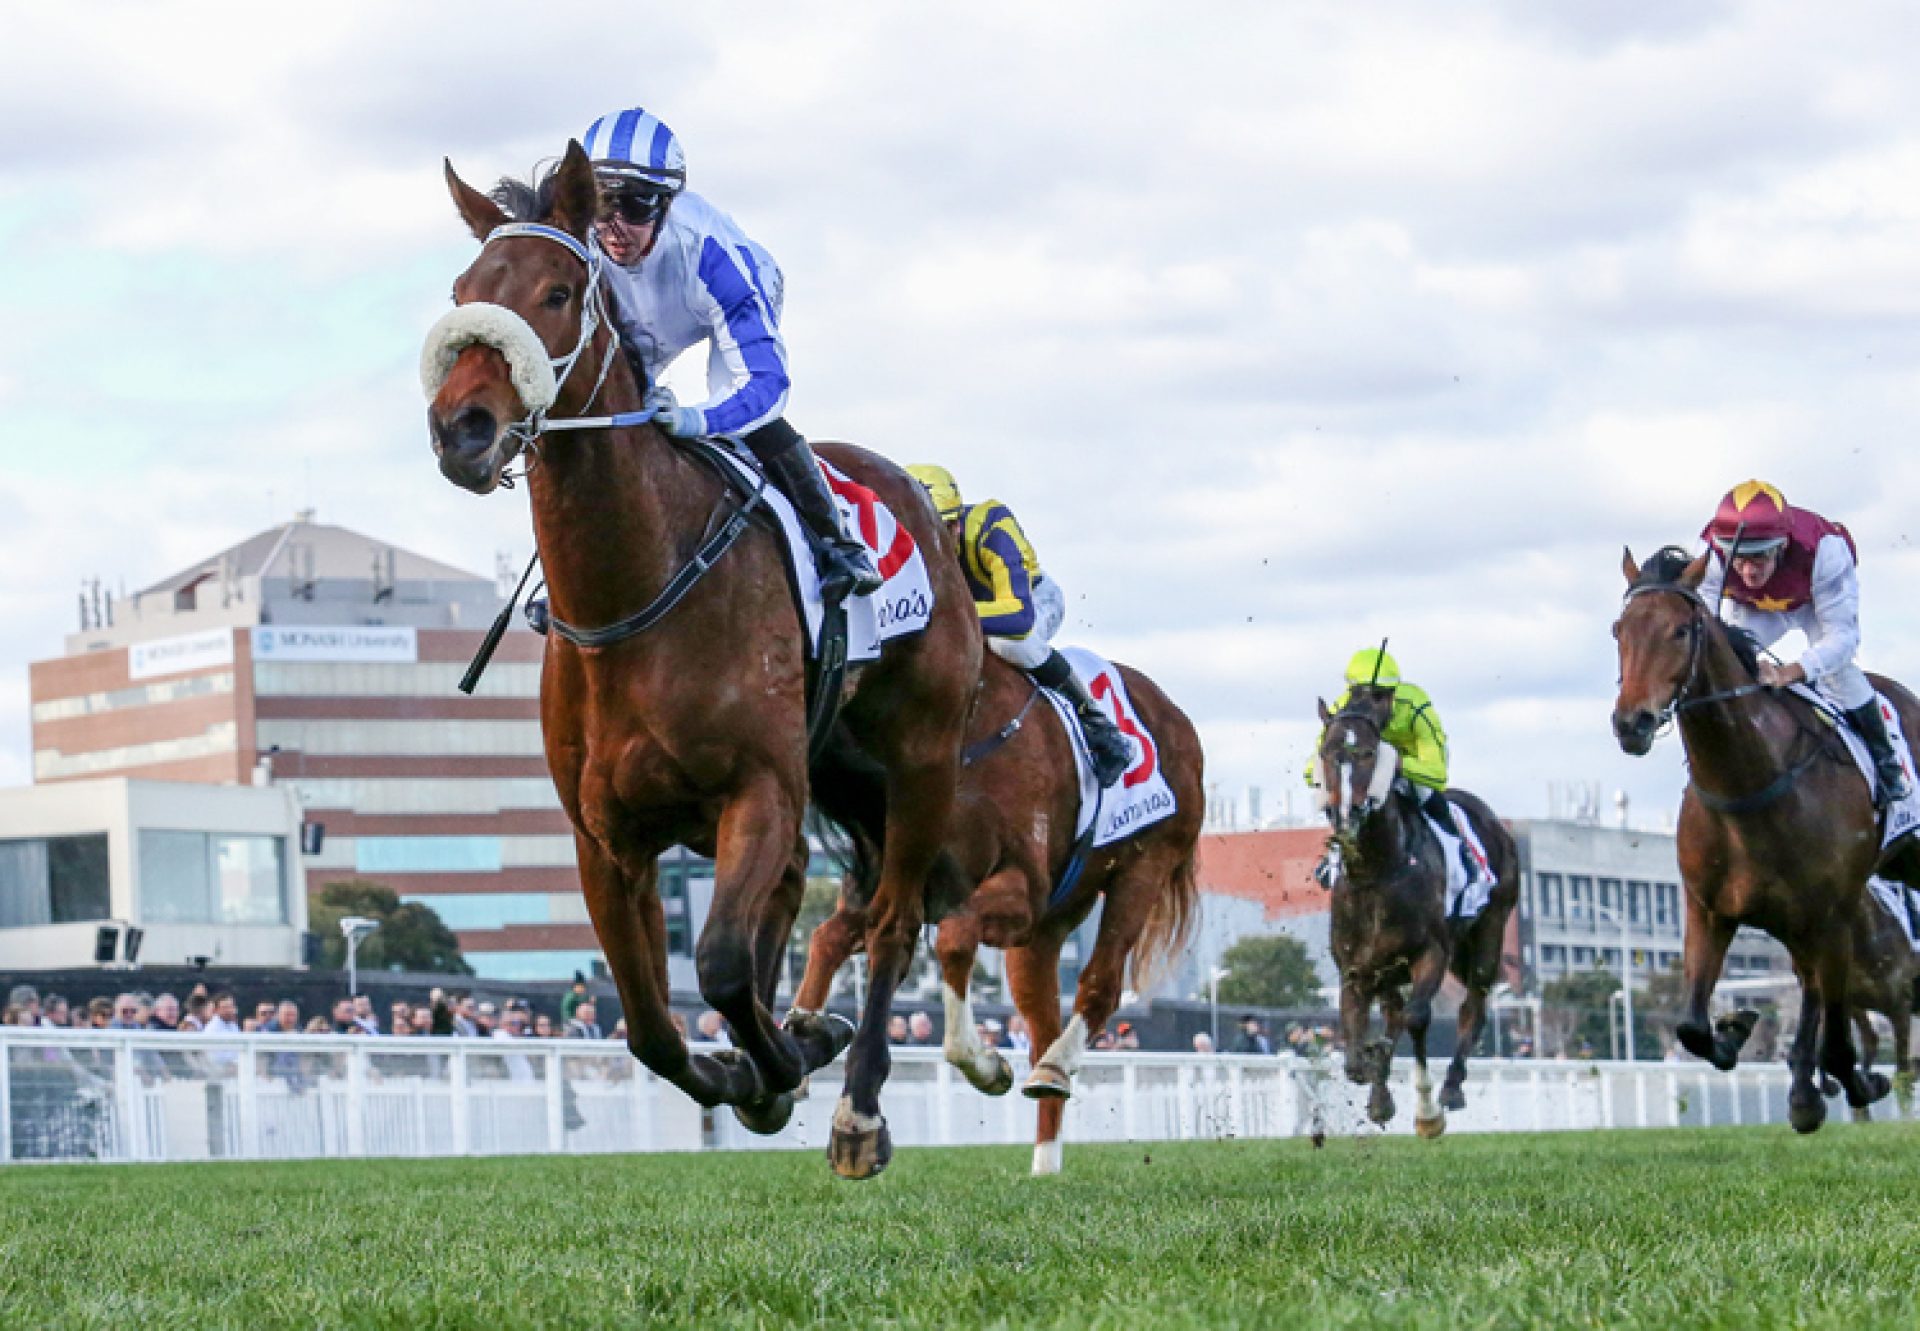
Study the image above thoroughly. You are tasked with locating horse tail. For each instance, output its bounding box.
[1130,836,1200,996]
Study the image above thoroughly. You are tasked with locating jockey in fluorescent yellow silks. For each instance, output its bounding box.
[907,465,1131,788]
[1308,646,1479,890]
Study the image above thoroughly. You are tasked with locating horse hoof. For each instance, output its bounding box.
[1367,1086,1395,1126]
[733,1091,796,1137]
[784,1010,856,1068]
[1023,1064,1072,1100]
[1847,1071,1893,1109]
[1438,1082,1466,1112]
[1675,1021,1718,1066]
[1789,1096,1827,1135]
[828,1120,893,1180]
[1415,1112,1446,1140]
[979,1055,1015,1098]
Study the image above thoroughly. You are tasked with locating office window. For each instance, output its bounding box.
[1598,878,1622,917]
[1628,880,1650,926]
[1569,875,1592,925]
[1536,872,1563,921]
[1573,946,1593,967]
[355,837,503,874]
[140,831,286,925]
[1656,883,1679,929]
[0,834,110,928]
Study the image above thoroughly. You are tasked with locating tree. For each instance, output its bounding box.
[310,880,472,975]
[1215,934,1323,1009]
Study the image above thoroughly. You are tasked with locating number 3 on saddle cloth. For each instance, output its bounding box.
[710,444,935,661]
[1038,647,1178,858]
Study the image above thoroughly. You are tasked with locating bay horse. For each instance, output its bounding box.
[1314,698,1519,1137]
[794,652,1204,1175]
[1611,545,1917,1131]
[425,142,980,1177]
[1839,883,1920,1118]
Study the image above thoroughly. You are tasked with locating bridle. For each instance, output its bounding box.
[1618,579,1828,814]
[1321,705,1393,834]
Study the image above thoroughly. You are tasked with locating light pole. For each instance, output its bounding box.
[1209,966,1230,1047]
[340,916,379,997]
[1594,903,1634,1061]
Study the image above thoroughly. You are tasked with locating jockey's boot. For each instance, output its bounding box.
[1032,649,1131,787]
[745,420,882,604]
[1846,701,1912,809]
[1424,787,1478,881]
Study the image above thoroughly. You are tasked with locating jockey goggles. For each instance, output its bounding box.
[1713,533,1788,559]
[596,186,671,228]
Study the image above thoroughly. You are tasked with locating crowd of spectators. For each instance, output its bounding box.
[1,982,628,1043]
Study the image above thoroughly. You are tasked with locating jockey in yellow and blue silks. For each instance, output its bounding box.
[906,465,1132,788]
[1309,647,1476,888]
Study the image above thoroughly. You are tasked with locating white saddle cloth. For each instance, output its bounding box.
[1867,876,1920,954]
[1426,802,1496,923]
[1039,646,1178,849]
[1789,685,1920,852]
[712,445,935,663]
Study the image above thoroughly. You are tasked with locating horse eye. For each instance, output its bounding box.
[545,285,572,308]
[1672,625,1689,641]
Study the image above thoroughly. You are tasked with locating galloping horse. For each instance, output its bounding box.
[794,652,1204,1175]
[1611,546,1917,1130]
[1841,885,1920,1115]
[1315,699,1519,1136]
[425,143,980,1176]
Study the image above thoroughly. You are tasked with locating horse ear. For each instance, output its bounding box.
[1681,550,1711,589]
[549,140,598,240]
[1317,697,1332,726]
[446,159,505,241]
[1621,546,1640,587]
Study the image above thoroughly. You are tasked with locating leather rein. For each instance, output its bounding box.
[1620,580,1829,815]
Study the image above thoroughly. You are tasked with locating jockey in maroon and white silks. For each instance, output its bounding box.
[1696,479,1911,805]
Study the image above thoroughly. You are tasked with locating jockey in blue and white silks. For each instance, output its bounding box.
[583,106,880,603]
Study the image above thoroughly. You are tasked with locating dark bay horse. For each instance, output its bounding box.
[1841,885,1920,1118]
[1315,700,1519,1136]
[1611,545,1918,1131]
[794,652,1204,1175]
[426,143,980,1176]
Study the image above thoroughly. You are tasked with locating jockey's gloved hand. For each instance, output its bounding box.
[653,402,706,438]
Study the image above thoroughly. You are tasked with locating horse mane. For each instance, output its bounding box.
[1632,544,1763,675]
[489,159,574,223]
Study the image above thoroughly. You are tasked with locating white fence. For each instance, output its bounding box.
[0,1029,1852,1165]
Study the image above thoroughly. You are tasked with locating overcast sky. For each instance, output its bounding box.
[5,1,1920,828]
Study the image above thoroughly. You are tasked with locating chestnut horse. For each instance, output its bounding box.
[426,144,980,1176]
[1314,699,1519,1137]
[794,652,1204,1175]
[1611,545,1917,1131]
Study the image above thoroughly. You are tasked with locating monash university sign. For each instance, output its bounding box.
[127,628,236,681]
[252,626,419,663]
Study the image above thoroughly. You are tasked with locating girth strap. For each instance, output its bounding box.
[1688,745,1824,815]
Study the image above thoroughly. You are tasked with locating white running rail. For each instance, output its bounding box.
[0,1029,1858,1165]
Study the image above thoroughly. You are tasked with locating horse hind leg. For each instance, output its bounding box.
[1852,1010,1880,1123]
[1815,935,1891,1112]
[936,907,1015,1097]
[1785,979,1827,1134]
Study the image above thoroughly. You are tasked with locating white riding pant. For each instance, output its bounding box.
[986,575,1065,671]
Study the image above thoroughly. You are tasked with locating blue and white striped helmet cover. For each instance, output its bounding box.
[582,107,686,190]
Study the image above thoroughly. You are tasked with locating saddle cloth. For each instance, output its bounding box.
[1790,685,1920,852]
[1867,876,1920,953]
[1038,647,1178,849]
[712,445,934,663]
[1426,801,1496,923]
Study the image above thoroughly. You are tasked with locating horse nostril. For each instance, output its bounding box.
[450,405,496,454]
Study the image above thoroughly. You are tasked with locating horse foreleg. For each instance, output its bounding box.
[830,758,958,1180]
[1785,978,1826,1134]
[936,907,1014,1096]
[1405,945,1448,1136]
[1339,973,1374,1086]
[1007,936,1067,1174]
[1852,1010,1881,1123]
[698,778,814,1119]
[1675,898,1742,1070]
[1371,987,1405,1127]
[578,837,754,1110]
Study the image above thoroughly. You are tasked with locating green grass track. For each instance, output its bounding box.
[4,1126,1919,1329]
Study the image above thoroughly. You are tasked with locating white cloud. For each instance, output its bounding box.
[5,0,1920,829]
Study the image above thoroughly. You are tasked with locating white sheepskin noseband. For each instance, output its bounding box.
[1366,742,1400,808]
[419,303,558,416]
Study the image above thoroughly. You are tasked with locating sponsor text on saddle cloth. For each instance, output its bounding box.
[710,445,933,660]
[1790,684,1920,851]
[1039,647,1177,847]
[1866,876,1920,953]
